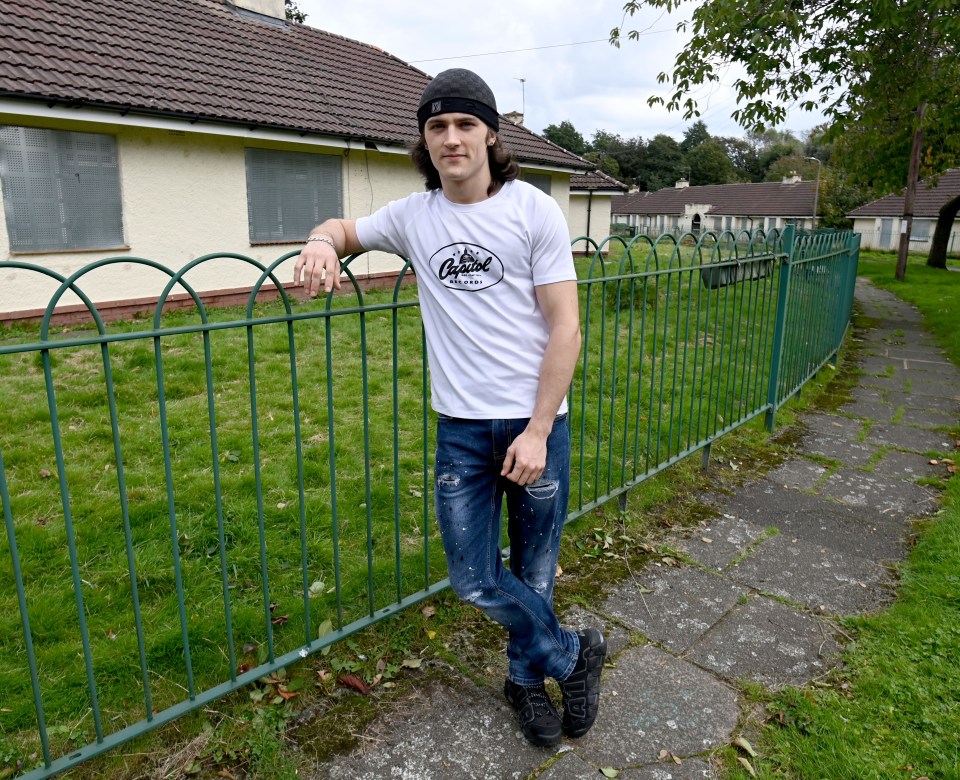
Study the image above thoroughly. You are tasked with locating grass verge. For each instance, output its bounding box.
[725,250,960,780]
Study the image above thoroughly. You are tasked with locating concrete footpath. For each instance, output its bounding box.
[301,279,959,780]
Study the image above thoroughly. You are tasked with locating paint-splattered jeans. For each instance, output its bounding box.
[434,414,579,686]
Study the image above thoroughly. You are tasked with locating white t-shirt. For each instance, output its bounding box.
[356,179,576,419]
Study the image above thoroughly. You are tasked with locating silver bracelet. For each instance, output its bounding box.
[306,234,337,251]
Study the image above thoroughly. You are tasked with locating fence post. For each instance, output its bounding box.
[764,225,796,432]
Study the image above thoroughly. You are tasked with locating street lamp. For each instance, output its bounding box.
[805,156,822,230]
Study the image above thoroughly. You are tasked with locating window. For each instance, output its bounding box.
[910,219,930,241]
[0,126,125,252]
[245,148,342,243]
[523,172,552,195]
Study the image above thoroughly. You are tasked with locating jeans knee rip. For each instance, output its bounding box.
[524,479,559,500]
[436,473,461,489]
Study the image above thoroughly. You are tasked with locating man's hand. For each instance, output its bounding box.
[293,238,341,296]
[501,428,548,485]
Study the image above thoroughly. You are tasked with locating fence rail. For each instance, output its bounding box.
[0,226,859,779]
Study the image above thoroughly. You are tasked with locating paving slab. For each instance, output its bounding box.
[801,413,867,440]
[898,406,959,428]
[562,605,632,659]
[715,481,907,561]
[570,645,739,767]
[837,398,896,423]
[602,565,747,653]
[727,533,893,615]
[686,595,841,688]
[861,375,909,392]
[541,749,713,779]
[796,432,879,466]
[765,460,828,491]
[619,757,714,779]
[866,423,956,454]
[872,449,947,481]
[672,514,768,571]
[819,467,941,518]
[884,391,960,412]
[313,681,551,780]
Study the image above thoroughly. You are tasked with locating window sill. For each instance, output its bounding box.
[8,246,131,257]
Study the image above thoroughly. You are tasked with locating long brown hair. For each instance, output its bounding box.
[409,135,520,195]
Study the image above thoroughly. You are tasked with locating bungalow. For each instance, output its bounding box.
[0,0,590,322]
[568,170,628,254]
[611,176,819,237]
[847,168,960,254]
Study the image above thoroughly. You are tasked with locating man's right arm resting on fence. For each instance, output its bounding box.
[293,219,364,296]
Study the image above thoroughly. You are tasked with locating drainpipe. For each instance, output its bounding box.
[585,188,594,253]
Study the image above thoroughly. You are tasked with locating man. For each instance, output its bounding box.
[293,68,605,747]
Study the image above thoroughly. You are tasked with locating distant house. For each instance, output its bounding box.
[611,175,819,237]
[568,170,628,254]
[0,0,588,322]
[847,168,960,253]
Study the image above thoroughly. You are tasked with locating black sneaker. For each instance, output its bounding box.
[558,628,607,737]
[503,678,563,747]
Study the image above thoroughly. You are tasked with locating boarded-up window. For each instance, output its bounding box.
[910,219,930,241]
[245,148,342,243]
[523,172,552,195]
[0,126,125,252]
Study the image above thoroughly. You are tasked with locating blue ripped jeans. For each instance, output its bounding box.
[434,414,579,686]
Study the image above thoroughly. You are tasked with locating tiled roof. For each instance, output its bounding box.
[612,180,818,217]
[570,170,628,193]
[0,0,586,170]
[847,168,960,218]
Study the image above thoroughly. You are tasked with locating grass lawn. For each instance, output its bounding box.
[725,250,960,780]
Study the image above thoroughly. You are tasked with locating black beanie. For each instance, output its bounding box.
[417,68,500,133]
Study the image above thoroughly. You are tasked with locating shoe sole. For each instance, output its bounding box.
[562,630,607,738]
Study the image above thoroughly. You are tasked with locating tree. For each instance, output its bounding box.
[929,194,960,269]
[716,136,760,182]
[680,120,710,153]
[611,0,960,278]
[542,121,587,156]
[644,134,684,191]
[685,140,735,185]
[583,151,621,179]
[284,0,306,23]
[763,154,818,184]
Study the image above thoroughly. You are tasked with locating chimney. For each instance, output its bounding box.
[503,111,524,126]
[675,178,690,189]
[782,172,802,184]
[232,0,286,20]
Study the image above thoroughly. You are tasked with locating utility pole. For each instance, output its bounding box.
[804,156,822,230]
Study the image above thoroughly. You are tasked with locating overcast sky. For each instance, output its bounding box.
[296,0,826,145]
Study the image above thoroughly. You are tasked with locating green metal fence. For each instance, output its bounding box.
[0,226,859,778]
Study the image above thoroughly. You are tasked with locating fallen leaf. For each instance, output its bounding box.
[600,768,619,778]
[733,736,757,757]
[658,750,669,760]
[701,537,714,544]
[217,769,239,780]
[555,563,563,577]
[271,614,289,626]
[401,657,422,669]
[737,757,757,777]
[427,630,437,640]
[422,605,436,618]
[276,501,287,510]
[308,580,325,597]
[929,459,939,465]
[337,674,370,695]
[276,687,299,701]
[39,469,52,479]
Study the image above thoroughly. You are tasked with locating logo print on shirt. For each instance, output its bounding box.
[429,243,505,292]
